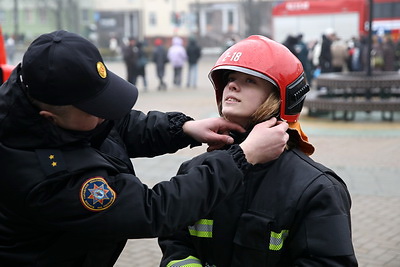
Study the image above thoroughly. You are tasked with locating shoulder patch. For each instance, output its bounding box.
[80,177,116,212]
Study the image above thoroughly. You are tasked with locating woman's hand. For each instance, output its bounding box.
[240,118,289,165]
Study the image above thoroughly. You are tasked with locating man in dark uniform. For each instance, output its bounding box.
[0,30,289,266]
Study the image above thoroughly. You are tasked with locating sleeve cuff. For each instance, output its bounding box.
[227,144,252,174]
[168,113,201,148]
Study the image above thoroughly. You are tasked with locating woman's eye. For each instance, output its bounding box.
[227,77,235,82]
[246,78,256,84]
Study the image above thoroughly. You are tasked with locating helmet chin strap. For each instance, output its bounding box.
[273,111,282,121]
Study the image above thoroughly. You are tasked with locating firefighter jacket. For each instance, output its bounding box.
[0,66,251,266]
[159,147,358,266]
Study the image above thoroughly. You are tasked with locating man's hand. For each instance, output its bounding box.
[183,118,245,150]
[240,118,289,165]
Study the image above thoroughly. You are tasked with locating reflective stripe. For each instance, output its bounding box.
[167,256,202,267]
[188,219,213,238]
[269,230,289,251]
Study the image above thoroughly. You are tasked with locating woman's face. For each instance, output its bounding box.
[221,71,274,128]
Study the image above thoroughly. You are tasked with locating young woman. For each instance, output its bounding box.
[159,35,357,267]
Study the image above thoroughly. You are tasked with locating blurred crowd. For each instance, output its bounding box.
[6,29,398,91]
[282,28,400,84]
[114,29,400,92]
[116,36,202,92]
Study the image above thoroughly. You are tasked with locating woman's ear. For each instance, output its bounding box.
[39,110,57,124]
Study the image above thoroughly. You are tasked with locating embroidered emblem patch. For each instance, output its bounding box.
[80,177,116,211]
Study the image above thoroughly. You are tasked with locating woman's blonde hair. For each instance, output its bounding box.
[254,87,298,150]
[249,88,280,129]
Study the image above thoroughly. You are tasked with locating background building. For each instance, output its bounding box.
[0,0,274,49]
[0,0,94,41]
[1,0,398,51]
[93,0,274,49]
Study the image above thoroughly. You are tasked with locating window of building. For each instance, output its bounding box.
[206,11,213,26]
[228,10,234,25]
[0,10,5,24]
[38,8,47,24]
[374,2,400,19]
[171,11,182,26]
[149,12,157,26]
[24,8,34,24]
[82,9,89,23]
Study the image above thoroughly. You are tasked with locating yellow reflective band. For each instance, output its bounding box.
[269,230,289,251]
[167,256,202,267]
[188,219,213,238]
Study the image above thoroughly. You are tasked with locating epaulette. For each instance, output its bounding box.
[35,149,67,177]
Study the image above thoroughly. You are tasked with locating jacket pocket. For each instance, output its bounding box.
[231,212,287,266]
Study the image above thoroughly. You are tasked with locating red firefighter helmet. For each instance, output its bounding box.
[209,35,309,122]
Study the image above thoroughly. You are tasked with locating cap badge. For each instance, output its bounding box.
[97,62,107,79]
[80,177,116,211]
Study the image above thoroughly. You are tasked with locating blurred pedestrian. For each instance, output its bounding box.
[395,38,400,71]
[136,41,148,91]
[319,28,336,73]
[283,34,298,56]
[371,35,384,71]
[348,36,363,71]
[109,35,119,58]
[168,36,187,87]
[122,37,139,84]
[5,35,16,65]
[359,35,369,71]
[382,35,395,71]
[153,38,168,90]
[294,34,313,82]
[186,37,202,88]
[331,37,349,72]
[224,37,236,51]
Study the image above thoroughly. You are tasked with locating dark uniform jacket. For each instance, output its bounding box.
[0,66,250,266]
[159,147,358,266]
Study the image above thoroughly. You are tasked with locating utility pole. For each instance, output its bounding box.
[196,0,200,39]
[366,0,373,76]
[244,0,261,36]
[55,0,63,30]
